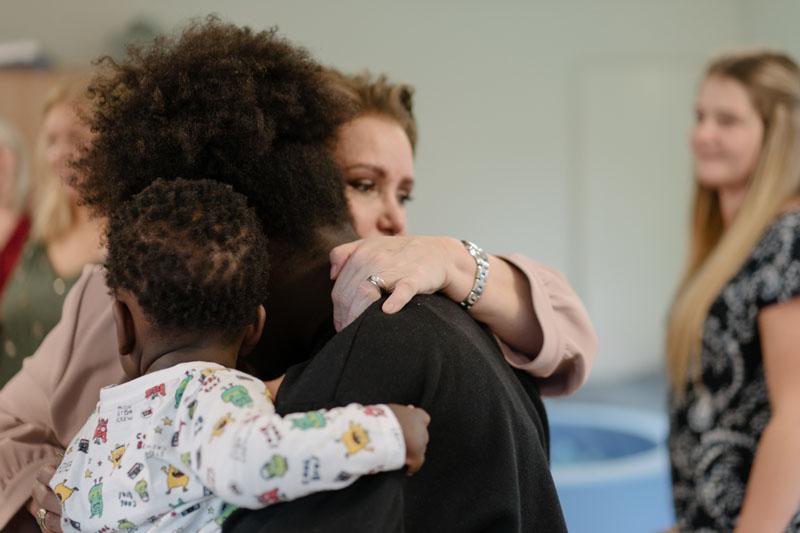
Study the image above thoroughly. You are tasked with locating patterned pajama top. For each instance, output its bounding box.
[51,361,404,532]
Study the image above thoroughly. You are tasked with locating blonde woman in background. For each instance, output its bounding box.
[0,119,31,295]
[0,77,103,387]
[668,50,800,531]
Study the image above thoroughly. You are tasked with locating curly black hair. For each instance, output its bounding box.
[77,16,351,246]
[105,178,269,338]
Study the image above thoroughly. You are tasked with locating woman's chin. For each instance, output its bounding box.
[695,170,746,191]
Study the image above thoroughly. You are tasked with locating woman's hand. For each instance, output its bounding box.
[329,236,470,331]
[27,461,62,532]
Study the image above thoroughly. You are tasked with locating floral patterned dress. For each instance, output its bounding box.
[670,209,800,532]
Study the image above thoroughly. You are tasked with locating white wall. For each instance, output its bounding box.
[2,1,794,383]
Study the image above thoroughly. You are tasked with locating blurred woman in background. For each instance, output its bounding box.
[668,50,800,531]
[0,119,31,295]
[0,76,103,387]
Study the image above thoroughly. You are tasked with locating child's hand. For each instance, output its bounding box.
[388,404,430,475]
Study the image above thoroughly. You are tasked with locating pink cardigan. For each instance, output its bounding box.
[0,255,596,526]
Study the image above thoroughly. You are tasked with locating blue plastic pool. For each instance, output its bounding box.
[546,401,675,532]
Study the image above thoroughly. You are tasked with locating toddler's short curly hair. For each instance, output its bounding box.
[105,178,269,338]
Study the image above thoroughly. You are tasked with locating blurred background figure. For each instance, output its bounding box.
[668,50,800,531]
[0,118,30,295]
[0,76,103,387]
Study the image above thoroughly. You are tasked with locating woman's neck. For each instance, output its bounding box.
[45,203,104,278]
[719,185,749,229]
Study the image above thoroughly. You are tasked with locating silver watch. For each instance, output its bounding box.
[459,240,489,310]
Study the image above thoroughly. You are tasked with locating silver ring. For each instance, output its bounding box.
[366,274,386,291]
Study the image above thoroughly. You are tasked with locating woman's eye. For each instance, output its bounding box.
[398,192,414,205]
[347,179,375,193]
[695,111,705,124]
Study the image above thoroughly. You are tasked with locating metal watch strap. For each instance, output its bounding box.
[459,240,489,310]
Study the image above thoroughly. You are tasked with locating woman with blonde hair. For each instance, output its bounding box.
[0,76,103,387]
[668,50,800,531]
[0,118,31,294]
[324,69,596,396]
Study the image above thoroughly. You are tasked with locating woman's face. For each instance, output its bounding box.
[42,103,92,185]
[332,114,415,237]
[691,75,764,191]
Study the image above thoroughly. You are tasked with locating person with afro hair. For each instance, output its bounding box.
[51,177,429,532]
[1,17,566,533]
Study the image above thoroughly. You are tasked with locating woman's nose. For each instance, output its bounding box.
[377,198,407,236]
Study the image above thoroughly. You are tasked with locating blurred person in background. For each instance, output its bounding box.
[668,50,800,532]
[0,118,31,295]
[0,76,103,387]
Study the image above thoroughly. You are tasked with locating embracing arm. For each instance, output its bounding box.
[330,236,597,396]
[734,296,800,532]
[183,371,408,509]
[0,265,120,528]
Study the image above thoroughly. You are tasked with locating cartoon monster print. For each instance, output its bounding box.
[161,464,190,494]
[258,488,285,505]
[179,503,201,517]
[221,384,253,408]
[53,481,79,503]
[174,373,194,408]
[290,411,327,430]
[168,498,186,509]
[363,405,386,417]
[302,456,321,485]
[144,383,166,400]
[88,479,104,518]
[340,422,373,456]
[200,368,221,392]
[109,444,127,470]
[117,518,136,530]
[171,421,186,447]
[78,438,90,453]
[260,423,283,448]
[92,419,108,445]
[335,471,353,483]
[127,462,143,479]
[215,503,238,526]
[210,413,234,440]
[260,455,288,479]
[187,399,198,420]
[134,479,150,502]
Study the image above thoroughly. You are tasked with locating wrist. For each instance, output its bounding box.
[458,240,490,309]
[441,237,477,303]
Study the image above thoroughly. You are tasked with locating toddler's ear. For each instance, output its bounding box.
[240,305,266,357]
[112,299,136,355]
